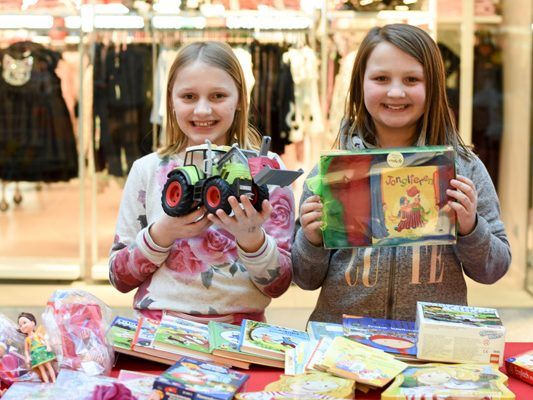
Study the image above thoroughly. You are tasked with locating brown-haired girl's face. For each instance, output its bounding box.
[363,42,426,147]
[171,60,240,148]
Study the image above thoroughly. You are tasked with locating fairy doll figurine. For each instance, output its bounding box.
[17,312,56,383]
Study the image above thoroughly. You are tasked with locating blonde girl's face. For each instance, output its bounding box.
[363,41,426,147]
[18,317,35,335]
[172,60,240,148]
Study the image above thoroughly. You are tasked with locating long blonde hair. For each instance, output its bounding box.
[159,41,261,157]
[335,24,470,157]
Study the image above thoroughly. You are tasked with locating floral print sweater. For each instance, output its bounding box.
[109,152,295,322]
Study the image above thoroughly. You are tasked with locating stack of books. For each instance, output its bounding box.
[107,313,309,370]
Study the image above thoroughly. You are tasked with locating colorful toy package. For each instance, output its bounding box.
[312,146,456,248]
[42,290,114,376]
[505,349,533,385]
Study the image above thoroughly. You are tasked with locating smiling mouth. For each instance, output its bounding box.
[192,121,216,127]
[383,104,408,110]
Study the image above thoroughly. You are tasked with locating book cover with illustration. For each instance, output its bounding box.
[238,320,310,360]
[317,146,456,248]
[208,321,280,369]
[381,363,515,400]
[236,392,347,400]
[321,336,407,388]
[505,349,533,385]
[152,357,249,400]
[107,316,138,350]
[117,370,157,399]
[342,314,418,358]
[263,371,355,399]
[153,311,211,355]
[127,317,176,365]
[416,302,506,365]
[307,321,343,341]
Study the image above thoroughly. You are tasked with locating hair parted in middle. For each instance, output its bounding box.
[160,41,262,157]
[337,23,470,157]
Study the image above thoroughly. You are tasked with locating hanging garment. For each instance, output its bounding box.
[0,41,78,182]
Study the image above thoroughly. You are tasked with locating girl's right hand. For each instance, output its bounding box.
[300,195,323,247]
[149,207,212,247]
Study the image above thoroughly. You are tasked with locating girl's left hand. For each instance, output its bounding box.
[207,194,272,252]
[447,175,478,236]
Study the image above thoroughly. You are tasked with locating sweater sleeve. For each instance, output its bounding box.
[108,160,165,293]
[238,160,296,298]
[454,155,511,283]
[291,165,333,290]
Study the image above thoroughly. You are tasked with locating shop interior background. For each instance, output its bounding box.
[0,0,532,339]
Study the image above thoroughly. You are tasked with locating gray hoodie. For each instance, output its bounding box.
[291,152,511,323]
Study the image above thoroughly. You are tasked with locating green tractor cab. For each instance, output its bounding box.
[162,136,303,217]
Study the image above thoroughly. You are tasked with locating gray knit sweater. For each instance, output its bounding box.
[292,152,511,323]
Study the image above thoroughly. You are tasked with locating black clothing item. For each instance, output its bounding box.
[250,42,292,155]
[93,43,153,177]
[0,41,78,182]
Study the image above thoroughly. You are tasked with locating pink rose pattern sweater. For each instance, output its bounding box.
[109,152,295,322]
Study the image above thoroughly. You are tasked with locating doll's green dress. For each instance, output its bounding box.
[26,335,55,368]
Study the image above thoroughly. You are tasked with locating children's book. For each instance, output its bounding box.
[264,371,355,399]
[129,315,248,369]
[304,337,333,373]
[316,146,456,248]
[306,321,343,341]
[236,392,347,400]
[107,316,173,365]
[238,320,310,361]
[153,311,211,354]
[505,349,533,385]
[342,314,418,358]
[117,370,158,400]
[208,321,280,369]
[415,302,506,365]
[284,340,317,375]
[381,363,516,400]
[124,317,175,365]
[107,316,138,350]
[152,357,249,400]
[321,336,408,388]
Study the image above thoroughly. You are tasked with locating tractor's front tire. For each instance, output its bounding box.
[161,172,194,217]
[203,178,235,215]
[251,183,269,211]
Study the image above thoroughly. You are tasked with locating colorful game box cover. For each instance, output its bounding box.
[315,146,456,248]
[152,357,249,400]
[505,349,533,385]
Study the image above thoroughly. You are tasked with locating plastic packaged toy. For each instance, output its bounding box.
[42,290,114,376]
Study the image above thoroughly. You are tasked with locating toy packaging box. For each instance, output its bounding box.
[152,357,249,400]
[505,349,533,385]
[415,302,505,365]
[314,146,456,248]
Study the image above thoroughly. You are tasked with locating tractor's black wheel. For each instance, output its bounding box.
[251,183,269,212]
[161,172,194,217]
[203,178,235,215]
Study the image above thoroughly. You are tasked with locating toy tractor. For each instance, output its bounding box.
[161,136,303,217]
